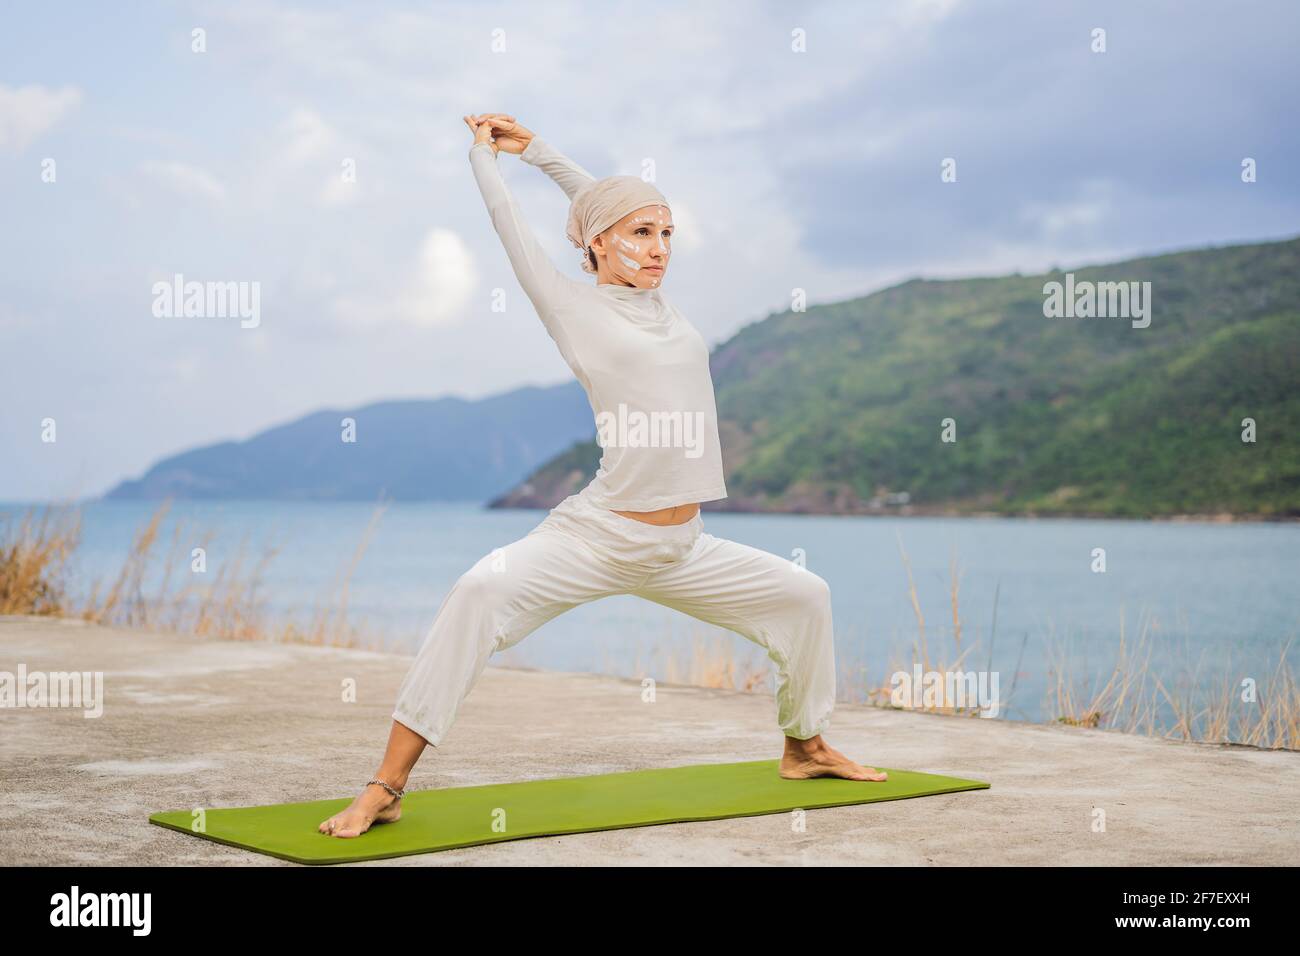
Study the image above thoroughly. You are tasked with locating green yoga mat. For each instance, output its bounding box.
[149,759,989,864]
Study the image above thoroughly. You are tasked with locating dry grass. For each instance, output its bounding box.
[596,624,773,697]
[0,497,388,650]
[0,503,80,616]
[1044,616,1299,749]
[853,535,1299,750]
[3,498,1296,750]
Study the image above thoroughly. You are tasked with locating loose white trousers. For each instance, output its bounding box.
[392,490,837,746]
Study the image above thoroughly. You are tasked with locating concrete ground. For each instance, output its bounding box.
[1,614,1296,866]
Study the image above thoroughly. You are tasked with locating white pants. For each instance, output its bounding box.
[392,489,837,746]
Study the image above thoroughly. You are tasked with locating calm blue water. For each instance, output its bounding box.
[4,499,1297,729]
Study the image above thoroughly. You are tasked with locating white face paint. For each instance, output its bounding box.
[604,205,672,288]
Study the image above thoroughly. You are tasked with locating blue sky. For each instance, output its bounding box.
[2,0,1298,501]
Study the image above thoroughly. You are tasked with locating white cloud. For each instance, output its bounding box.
[1018,180,1115,237]
[900,0,964,27]
[0,83,82,152]
[395,229,478,326]
[140,160,227,202]
[335,228,478,327]
[280,107,338,166]
[272,107,364,206]
[319,163,360,206]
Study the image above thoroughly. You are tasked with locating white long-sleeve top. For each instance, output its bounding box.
[468,135,728,511]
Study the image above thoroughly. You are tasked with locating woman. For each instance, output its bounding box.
[319,114,886,839]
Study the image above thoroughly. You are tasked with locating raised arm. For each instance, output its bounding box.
[467,141,579,330]
[520,135,596,200]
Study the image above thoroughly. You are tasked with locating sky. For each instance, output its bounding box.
[2,0,1298,501]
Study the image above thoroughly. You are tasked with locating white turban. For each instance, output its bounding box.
[565,175,671,274]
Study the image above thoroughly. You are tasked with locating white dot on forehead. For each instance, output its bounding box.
[628,207,671,229]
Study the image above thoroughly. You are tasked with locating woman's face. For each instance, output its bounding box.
[594,204,673,288]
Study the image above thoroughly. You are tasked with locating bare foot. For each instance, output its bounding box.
[779,736,888,782]
[318,783,403,838]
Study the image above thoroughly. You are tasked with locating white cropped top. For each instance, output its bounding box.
[468,136,728,511]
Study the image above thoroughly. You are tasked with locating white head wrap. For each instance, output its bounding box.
[565,175,671,274]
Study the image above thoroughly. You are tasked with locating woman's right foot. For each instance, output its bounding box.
[318,783,402,838]
[779,736,889,782]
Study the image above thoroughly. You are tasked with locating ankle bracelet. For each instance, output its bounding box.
[367,778,405,799]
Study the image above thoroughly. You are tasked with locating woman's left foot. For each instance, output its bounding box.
[318,783,402,838]
[779,739,888,781]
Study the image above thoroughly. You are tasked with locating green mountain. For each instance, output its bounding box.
[490,236,1300,518]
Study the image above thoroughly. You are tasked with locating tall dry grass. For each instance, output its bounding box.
[0,497,388,649]
[873,534,1297,749]
[0,503,80,616]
